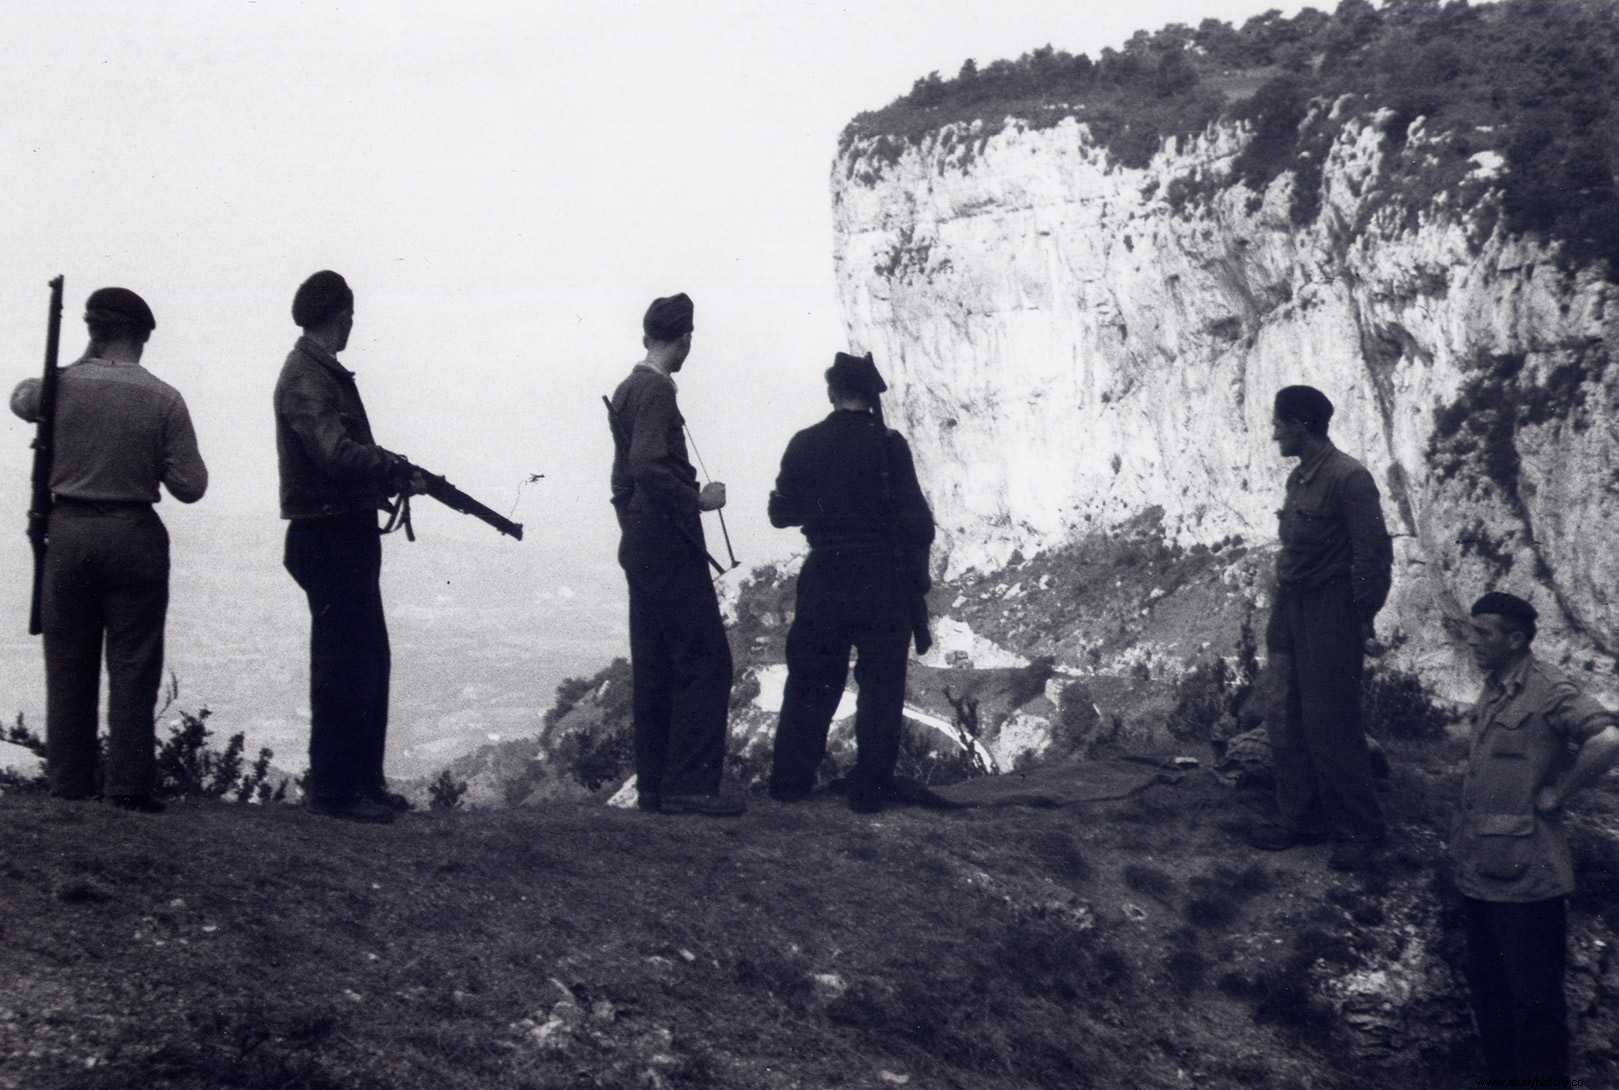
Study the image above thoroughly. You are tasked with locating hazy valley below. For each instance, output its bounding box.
[0,510,627,781]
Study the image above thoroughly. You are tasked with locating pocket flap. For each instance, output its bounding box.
[1473,813,1535,837]
[1489,730,1530,756]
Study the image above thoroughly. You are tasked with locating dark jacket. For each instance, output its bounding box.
[607,364,707,552]
[273,337,391,519]
[1274,441,1393,621]
[769,409,934,557]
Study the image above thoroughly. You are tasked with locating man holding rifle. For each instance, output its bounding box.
[10,286,208,812]
[605,292,741,816]
[274,270,418,824]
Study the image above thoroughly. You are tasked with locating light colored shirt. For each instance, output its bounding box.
[10,357,207,504]
[1452,652,1615,901]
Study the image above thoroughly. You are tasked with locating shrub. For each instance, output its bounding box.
[428,769,469,811]
[1362,665,1453,742]
[1006,656,1058,707]
[1168,657,1236,741]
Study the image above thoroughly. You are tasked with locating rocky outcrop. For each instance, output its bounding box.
[832,108,1619,702]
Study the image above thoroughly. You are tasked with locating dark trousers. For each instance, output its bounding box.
[41,504,169,798]
[619,518,732,798]
[1266,577,1385,840]
[1463,896,1569,1090]
[770,550,910,801]
[284,513,390,803]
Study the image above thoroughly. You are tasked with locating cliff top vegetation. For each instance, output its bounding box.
[839,0,1619,272]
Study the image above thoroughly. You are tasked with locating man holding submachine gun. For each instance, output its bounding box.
[274,269,519,824]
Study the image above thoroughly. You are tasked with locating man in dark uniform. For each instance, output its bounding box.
[274,270,415,824]
[1251,384,1393,869]
[766,351,934,814]
[606,292,741,816]
[1455,592,1619,1090]
[9,287,208,812]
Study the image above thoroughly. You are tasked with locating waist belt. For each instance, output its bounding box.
[53,496,153,512]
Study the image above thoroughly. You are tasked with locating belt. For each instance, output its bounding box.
[53,496,153,512]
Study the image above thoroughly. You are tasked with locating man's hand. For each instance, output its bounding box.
[406,470,429,496]
[1535,784,1565,815]
[698,481,727,512]
[1361,620,1385,658]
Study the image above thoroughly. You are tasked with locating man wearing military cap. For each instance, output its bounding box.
[604,292,741,816]
[274,270,416,824]
[767,351,934,814]
[9,286,208,812]
[1456,591,1619,1089]
[1251,384,1393,869]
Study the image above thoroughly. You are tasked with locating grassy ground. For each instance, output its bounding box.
[0,751,1539,1090]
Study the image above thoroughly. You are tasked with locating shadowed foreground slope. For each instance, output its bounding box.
[3,751,1618,1089]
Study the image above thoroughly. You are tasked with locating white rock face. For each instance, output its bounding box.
[832,115,1619,702]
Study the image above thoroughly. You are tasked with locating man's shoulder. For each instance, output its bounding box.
[615,366,677,408]
[1523,655,1581,699]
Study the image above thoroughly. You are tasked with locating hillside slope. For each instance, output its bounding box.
[5,747,1619,1090]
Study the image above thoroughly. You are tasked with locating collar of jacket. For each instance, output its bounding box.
[1485,651,1535,699]
[1289,439,1338,487]
[295,335,355,380]
[633,361,676,389]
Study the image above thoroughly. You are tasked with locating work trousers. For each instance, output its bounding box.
[41,503,169,799]
[770,549,910,802]
[1266,576,1386,841]
[284,512,390,803]
[1462,896,1570,1090]
[619,516,732,799]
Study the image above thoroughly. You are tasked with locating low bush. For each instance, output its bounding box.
[1362,665,1453,742]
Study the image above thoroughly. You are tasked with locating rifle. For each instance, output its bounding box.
[380,454,523,541]
[26,276,65,636]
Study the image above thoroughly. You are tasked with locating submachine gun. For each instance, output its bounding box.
[379,453,524,542]
[25,276,65,636]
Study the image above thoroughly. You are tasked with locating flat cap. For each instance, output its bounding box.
[827,350,888,398]
[292,270,354,329]
[84,287,155,334]
[1274,385,1334,428]
[643,293,694,341]
[1470,591,1538,629]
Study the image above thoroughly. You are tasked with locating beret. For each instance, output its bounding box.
[84,286,155,334]
[643,293,694,341]
[292,270,354,328]
[1274,385,1334,428]
[1470,591,1538,629]
[827,351,887,397]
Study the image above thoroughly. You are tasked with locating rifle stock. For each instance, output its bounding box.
[26,276,64,636]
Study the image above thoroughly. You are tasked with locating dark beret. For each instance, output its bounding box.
[827,351,888,398]
[643,293,694,341]
[292,270,354,329]
[1471,591,1538,631]
[84,287,155,334]
[1274,385,1334,428]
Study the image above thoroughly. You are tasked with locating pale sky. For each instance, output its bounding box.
[0,0,1307,607]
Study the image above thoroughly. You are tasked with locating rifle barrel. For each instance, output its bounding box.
[26,276,64,636]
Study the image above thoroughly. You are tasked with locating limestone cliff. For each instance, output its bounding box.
[832,107,1619,702]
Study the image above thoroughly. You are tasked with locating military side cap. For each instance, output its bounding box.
[1470,591,1538,628]
[643,293,694,340]
[828,350,887,397]
[1274,384,1334,428]
[292,270,354,328]
[84,286,155,334]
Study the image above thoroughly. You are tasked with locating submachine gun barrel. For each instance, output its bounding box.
[382,453,524,542]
